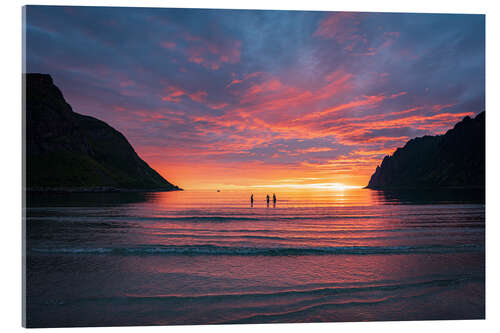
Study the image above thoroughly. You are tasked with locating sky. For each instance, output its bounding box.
[24,6,485,190]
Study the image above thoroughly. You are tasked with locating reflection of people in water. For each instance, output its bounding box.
[266,194,270,207]
[250,194,254,207]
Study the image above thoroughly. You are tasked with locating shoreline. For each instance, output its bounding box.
[25,186,183,193]
[364,186,485,190]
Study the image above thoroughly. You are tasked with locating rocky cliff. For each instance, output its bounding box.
[25,73,181,191]
[366,112,485,189]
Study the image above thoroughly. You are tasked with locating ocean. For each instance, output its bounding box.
[25,188,485,327]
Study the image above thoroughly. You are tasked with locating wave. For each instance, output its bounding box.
[27,215,486,230]
[27,215,263,222]
[30,243,484,256]
[120,276,477,302]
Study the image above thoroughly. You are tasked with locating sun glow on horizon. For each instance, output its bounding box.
[248,183,362,190]
[172,180,363,192]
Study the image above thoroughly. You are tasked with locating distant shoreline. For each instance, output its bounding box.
[25,187,183,193]
[364,185,485,190]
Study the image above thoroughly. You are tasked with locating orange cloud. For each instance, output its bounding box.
[161,86,187,102]
[147,68,472,189]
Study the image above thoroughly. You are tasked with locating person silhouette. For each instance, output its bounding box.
[266,194,270,207]
[273,193,276,207]
[250,194,254,207]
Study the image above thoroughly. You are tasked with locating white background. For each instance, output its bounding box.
[1,0,498,332]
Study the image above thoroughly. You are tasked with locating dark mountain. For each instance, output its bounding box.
[366,111,485,189]
[25,73,181,191]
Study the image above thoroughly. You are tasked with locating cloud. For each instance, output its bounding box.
[226,72,262,87]
[300,91,406,121]
[314,12,361,43]
[184,34,242,70]
[161,85,187,103]
[161,41,176,49]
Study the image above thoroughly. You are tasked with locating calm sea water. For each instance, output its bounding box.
[25,188,485,327]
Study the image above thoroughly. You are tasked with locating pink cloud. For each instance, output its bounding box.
[161,85,187,102]
[112,106,126,112]
[160,84,228,110]
[188,91,208,103]
[226,79,242,87]
[233,70,353,115]
[185,34,242,70]
[314,14,401,57]
[226,72,263,88]
[161,41,176,49]
[314,12,361,43]
[119,80,135,87]
[209,102,229,110]
[300,91,405,121]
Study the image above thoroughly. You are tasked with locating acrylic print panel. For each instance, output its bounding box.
[23,5,485,328]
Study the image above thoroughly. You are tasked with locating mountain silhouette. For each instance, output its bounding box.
[25,73,181,191]
[366,112,485,189]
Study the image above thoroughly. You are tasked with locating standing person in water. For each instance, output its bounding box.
[273,193,276,204]
[266,194,270,206]
[250,194,254,206]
